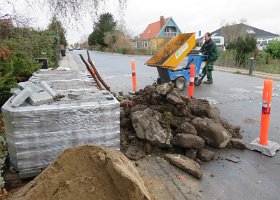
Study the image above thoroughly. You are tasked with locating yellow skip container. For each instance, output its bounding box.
[145,33,196,70]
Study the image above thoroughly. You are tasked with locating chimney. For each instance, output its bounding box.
[160,16,164,29]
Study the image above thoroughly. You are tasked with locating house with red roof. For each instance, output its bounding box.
[135,16,182,50]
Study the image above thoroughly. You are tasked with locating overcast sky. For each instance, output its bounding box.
[3,0,280,44]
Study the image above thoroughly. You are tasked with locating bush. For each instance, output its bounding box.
[0,135,8,188]
[0,28,59,107]
[0,50,39,105]
[264,40,280,59]
[255,51,271,65]
[226,35,256,67]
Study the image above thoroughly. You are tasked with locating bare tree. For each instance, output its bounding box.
[220,20,249,43]
[1,0,127,24]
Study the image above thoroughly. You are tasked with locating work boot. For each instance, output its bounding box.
[203,80,213,84]
[195,77,203,86]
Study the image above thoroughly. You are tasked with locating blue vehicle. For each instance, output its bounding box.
[156,53,203,90]
[145,33,203,91]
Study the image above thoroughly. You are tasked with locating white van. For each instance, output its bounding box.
[212,35,225,51]
[197,33,225,51]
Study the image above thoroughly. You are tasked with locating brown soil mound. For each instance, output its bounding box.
[7,145,150,200]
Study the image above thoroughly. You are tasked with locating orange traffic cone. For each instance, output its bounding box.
[259,79,273,145]
[188,64,195,98]
[248,79,280,157]
[131,59,137,93]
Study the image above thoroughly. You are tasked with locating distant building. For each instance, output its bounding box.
[212,23,278,41]
[211,23,279,50]
[134,16,182,51]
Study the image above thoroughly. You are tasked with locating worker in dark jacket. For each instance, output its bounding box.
[199,32,218,84]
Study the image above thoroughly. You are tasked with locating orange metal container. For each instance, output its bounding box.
[145,33,196,70]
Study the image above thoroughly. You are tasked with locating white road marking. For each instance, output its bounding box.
[254,86,263,89]
[104,74,131,79]
[254,91,279,97]
[229,88,251,93]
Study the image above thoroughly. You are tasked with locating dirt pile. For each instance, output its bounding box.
[120,83,245,178]
[6,145,151,200]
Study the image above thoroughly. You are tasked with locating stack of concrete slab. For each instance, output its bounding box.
[2,68,120,178]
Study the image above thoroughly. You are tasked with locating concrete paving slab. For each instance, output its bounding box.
[39,81,57,97]
[11,87,32,107]
[29,91,53,106]
[18,82,43,93]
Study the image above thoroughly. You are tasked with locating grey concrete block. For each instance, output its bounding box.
[10,88,21,96]
[18,82,43,93]
[11,87,32,107]
[2,67,120,178]
[29,91,53,106]
[247,137,280,157]
[39,81,57,97]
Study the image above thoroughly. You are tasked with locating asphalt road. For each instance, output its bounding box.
[72,50,280,200]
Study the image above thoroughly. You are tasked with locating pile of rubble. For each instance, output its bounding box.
[120,83,245,179]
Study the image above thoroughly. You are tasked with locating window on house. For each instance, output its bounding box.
[144,42,148,48]
[165,27,177,33]
[165,28,171,32]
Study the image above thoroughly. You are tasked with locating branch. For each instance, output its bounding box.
[87,50,110,91]
[79,54,102,90]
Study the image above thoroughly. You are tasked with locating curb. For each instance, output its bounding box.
[215,66,280,81]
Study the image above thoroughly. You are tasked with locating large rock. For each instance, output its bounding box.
[176,122,197,135]
[124,145,146,161]
[149,104,177,115]
[150,93,164,105]
[188,98,211,117]
[221,119,243,139]
[192,117,232,148]
[185,149,198,159]
[130,104,149,113]
[120,110,126,120]
[166,92,184,105]
[197,149,215,161]
[172,134,204,149]
[120,118,131,129]
[156,83,173,96]
[176,107,192,117]
[131,108,172,147]
[208,107,221,121]
[230,138,246,149]
[165,154,202,179]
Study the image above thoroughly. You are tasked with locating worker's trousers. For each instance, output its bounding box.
[202,62,214,82]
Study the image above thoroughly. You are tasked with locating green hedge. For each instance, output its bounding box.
[0,28,59,107]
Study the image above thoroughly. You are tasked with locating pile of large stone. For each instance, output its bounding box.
[120,83,245,179]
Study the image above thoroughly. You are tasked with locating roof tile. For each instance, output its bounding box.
[140,18,169,40]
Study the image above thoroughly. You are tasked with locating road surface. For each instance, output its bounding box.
[71,50,280,200]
